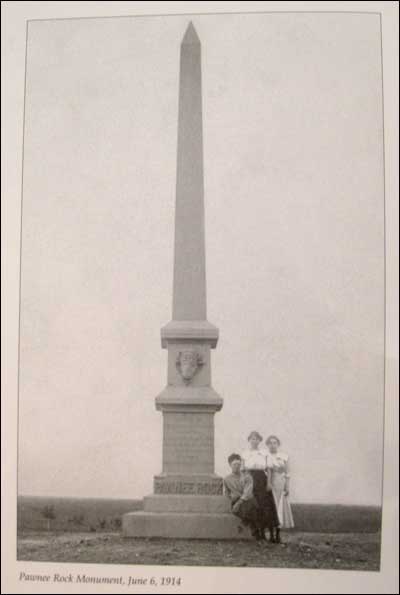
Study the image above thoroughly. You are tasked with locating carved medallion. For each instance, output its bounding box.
[176,350,204,384]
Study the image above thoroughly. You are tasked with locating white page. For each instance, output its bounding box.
[2,2,399,593]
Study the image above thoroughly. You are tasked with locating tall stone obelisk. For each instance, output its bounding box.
[155,21,223,486]
[123,23,251,539]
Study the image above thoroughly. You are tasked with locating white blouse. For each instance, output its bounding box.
[266,451,290,476]
[241,448,268,471]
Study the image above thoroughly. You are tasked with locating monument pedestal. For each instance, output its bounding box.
[122,345,245,538]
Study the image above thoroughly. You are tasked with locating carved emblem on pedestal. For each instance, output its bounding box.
[176,350,204,384]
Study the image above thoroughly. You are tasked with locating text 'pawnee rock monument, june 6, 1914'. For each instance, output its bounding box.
[122,23,251,539]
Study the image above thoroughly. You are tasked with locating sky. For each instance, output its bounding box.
[19,12,384,505]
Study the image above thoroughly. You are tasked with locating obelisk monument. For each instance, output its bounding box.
[123,23,251,539]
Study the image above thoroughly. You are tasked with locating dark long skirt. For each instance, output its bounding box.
[232,497,263,537]
[249,470,279,530]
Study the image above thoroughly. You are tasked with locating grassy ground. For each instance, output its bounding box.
[17,497,142,533]
[18,496,382,533]
[17,531,381,571]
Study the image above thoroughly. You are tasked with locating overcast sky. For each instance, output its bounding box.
[19,12,384,505]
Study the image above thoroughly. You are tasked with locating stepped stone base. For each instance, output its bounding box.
[122,494,253,539]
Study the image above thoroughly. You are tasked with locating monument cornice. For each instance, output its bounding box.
[161,319,219,348]
[155,385,223,412]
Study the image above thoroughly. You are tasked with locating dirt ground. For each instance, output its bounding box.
[17,531,380,571]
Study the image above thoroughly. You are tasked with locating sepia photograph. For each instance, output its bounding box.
[4,4,397,590]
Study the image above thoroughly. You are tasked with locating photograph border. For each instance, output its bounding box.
[16,3,387,548]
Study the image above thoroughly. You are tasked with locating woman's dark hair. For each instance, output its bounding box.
[247,431,263,442]
[228,453,241,464]
[266,434,281,446]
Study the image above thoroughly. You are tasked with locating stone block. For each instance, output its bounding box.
[122,511,253,540]
[144,494,231,513]
[161,320,219,348]
[153,474,223,495]
[162,411,215,474]
[155,386,223,411]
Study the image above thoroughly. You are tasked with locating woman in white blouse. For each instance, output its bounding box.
[265,435,295,543]
[241,431,279,542]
